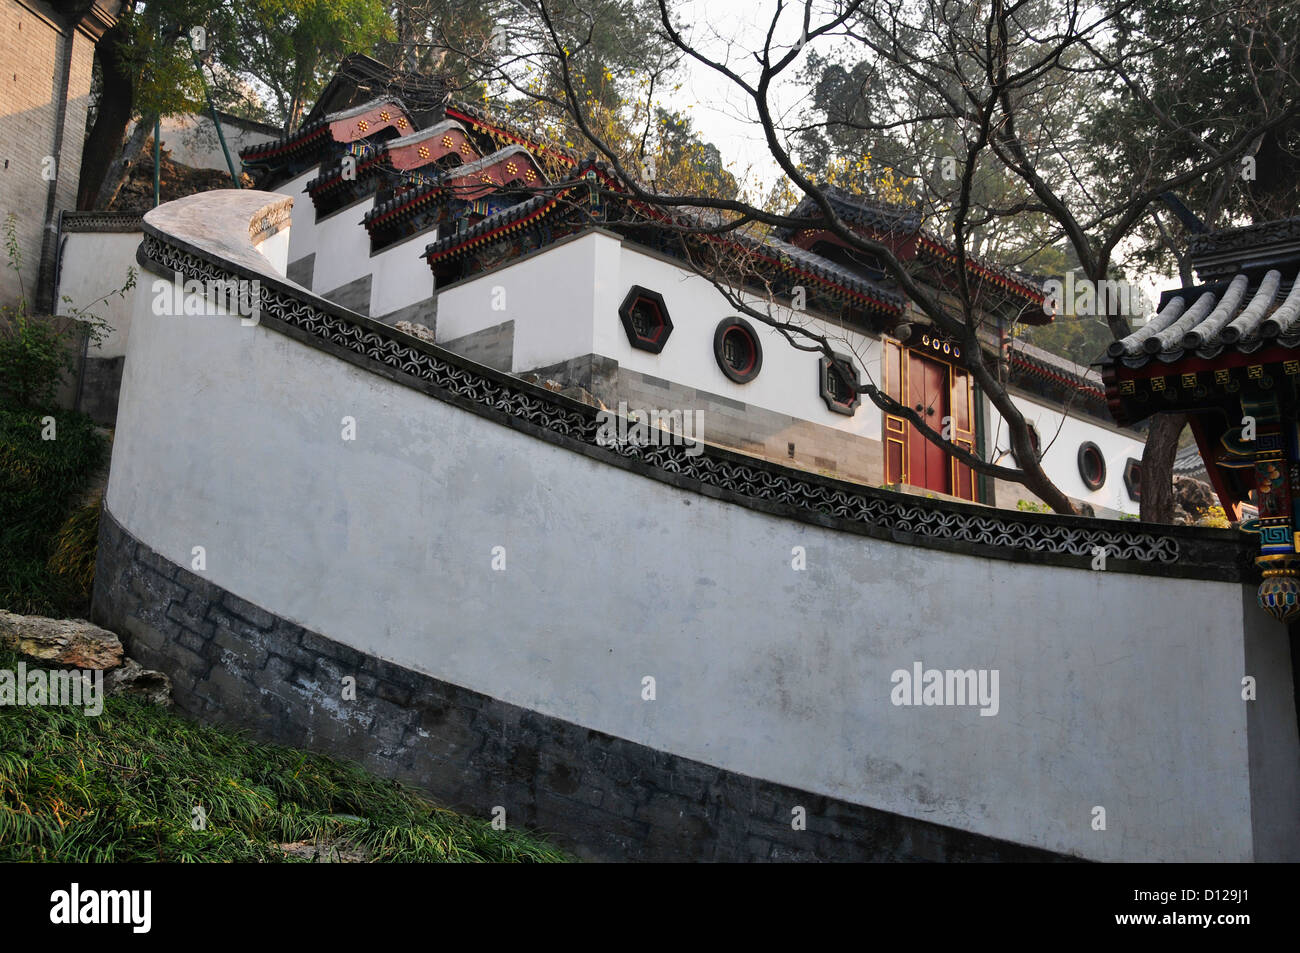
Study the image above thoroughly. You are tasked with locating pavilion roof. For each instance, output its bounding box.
[1106,266,1300,366]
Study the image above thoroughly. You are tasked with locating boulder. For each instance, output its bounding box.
[395,320,436,344]
[0,611,124,669]
[106,658,173,707]
[1173,476,1216,525]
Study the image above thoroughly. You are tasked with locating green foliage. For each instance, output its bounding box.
[1196,505,1231,529]
[1020,312,1117,368]
[1015,498,1052,514]
[0,407,107,617]
[0,214,130,409]
[114,2,210,120]
[0,654,568,863]
[1085,0,1300,269]
[219,0,395,129]
[652,109,739,200]
[48,495,103,597]
[0,314,73,410]
[0,212,128,615]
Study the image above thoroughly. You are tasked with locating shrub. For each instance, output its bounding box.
[48,491,103,596]
[0,213,129,409]
[0,313,77,408]
[0,406,107,615]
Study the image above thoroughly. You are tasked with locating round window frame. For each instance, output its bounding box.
[714,317,763,384]
[1077,441,1107,491]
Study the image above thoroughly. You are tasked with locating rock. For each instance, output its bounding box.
[106,658,173,707]
[517,374,605,409]
[558,385,606,410]
[1173,476,1216,525]
[277,837,369,863]
[0,611,124,669]
[395,320,436,344]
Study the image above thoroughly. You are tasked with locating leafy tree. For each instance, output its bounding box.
[1085,0,1300,280]
[223,0,395,131]
[78,0,394,208]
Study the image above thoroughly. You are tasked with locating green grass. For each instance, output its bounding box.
[0,403,107,617]
[0,648,568,862]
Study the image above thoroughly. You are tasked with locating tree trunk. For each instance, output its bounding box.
[93,115,153,211]
[77,20,134,210]
[1139,413,1186,523]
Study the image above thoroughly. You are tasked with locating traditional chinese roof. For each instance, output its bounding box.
[385,120,479,171]
[1099,214,1300,515]
[425,194,563,263]
[1185,215,1300,281]
[1173,442,1210,480]
[777,186,1047,314]
[302,53,448,130]
[304,119,482,213]
[1106,267,1300,365]
[1007,339,1107,405]
[364,145,548,235]
[443,102,582,171]
[240,97,413,179]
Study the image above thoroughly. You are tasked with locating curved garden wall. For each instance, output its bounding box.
[93,190,1300,862]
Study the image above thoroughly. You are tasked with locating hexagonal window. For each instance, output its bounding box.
[1123,457,1142,501]
[820,353,860,415]
[714,317,762,383]
[619,286,673,353]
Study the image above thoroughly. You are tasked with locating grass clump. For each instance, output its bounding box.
[0,405,107,616]
[0,648,568,863]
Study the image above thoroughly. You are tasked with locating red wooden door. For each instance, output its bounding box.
[906,350,951,494]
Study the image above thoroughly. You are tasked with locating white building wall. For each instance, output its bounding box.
[438,230,886,439]
[55,230,140,359]
[302,197,375,297]
[279,184,1139,504]
[129,113,278,173]
[370,230,436,318]
[435,231,599,363]
[989,391,1146,515]
[283,169,323,273]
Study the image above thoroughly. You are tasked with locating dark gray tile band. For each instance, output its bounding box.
[439,320,514,372]
[320,273,372,315]
[286,253,315,289]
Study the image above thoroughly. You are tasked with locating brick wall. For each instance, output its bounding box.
[0,1,96,310]
[92,507,1071,863]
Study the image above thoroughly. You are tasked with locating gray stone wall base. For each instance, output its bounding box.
[375,296,437,333]
[76,355,125,426]
[286,253,315,289]
[520,356,884,485]
[91,507,1072,863]
[320,273,371,315]
[439,320,514,372]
